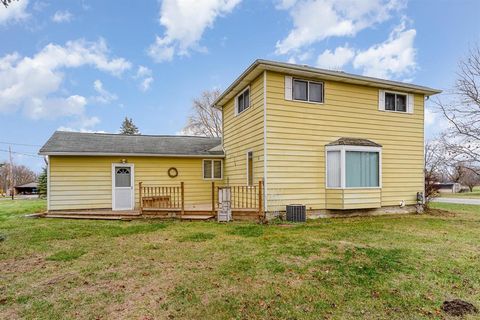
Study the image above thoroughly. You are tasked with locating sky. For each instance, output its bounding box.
[0,0,479,172]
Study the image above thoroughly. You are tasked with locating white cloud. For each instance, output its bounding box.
[52,10,73,23]
[353,21,416,79]
[58,115,102,132]
[0,38,131,128]
[91,79,117,104]
[317,46,355,69]
[134,65,154,92]
[0,0,29,25]
[148,0,242,62]
[275,0,404,55]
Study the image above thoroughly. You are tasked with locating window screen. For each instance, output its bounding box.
[237,89,250,114]
[309,82,323,103]
[203,160,212,179]
[385,92,407,112]
[345,151,379,187]
[293,80,308,101]
[327,151,341,188]
[213,160,222,179]
[204,160,222,179]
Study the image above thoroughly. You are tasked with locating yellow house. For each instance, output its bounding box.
[40,59,441,219]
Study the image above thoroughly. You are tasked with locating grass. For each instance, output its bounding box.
[1,199,480,319]
[437,186,480,198]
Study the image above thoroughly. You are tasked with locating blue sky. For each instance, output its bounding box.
[0,0,479,172]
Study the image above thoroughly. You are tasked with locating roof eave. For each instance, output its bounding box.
[213,59,442,108]
[38,152,225,158]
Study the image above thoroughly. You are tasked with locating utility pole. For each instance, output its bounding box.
[9,146,14,200]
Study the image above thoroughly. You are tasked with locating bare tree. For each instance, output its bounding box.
[436,44,480,172]
[0,163,37,194]
[424,140,446,205]
[1,0,17,8]
[182,89,222,137]
[448,163,480,192]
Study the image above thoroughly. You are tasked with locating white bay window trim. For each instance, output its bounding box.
[325,145,382,189]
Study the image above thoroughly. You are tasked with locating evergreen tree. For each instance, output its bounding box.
[38,167,47,199]
[120,117,140,135]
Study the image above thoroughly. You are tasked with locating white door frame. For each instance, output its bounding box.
[112,163,135,210]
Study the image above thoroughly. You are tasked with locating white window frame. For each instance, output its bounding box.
[292,78,324,104]
[379,90,414,114]
[246,150,253,186]
[234,86,251,116]
[202,159,223,180]
[325,145,382,189]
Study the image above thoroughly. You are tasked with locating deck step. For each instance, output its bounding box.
[178,215,214,220]
[44,214,130,220]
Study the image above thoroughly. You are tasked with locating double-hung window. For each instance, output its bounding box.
[203,159,222,180]
[235,87,250,115]
[292,79,324,103]
[326,146,381,188]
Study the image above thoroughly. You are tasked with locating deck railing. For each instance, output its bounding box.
[139,182,184,213]
[139,180,263,216]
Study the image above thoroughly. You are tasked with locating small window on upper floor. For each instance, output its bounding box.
[235,87,250,115]
[292,78,324,103]
[379,90,413,113]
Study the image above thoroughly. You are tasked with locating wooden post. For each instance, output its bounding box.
[180,182,185,216]
[258,180,263,217]
[139,182,143,213]
[211,181,215,215]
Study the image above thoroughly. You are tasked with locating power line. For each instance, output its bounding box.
[0,141,42,147]
[0,149,43,158]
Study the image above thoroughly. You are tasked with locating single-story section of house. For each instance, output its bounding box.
[39,131,228,215]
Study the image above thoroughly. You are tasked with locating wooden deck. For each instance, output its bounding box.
[43,205,262,221]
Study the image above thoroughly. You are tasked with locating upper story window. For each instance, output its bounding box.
[203,159,222,180]
[379,90,413,113]
[235,86,250,115]
[292,79,324,103]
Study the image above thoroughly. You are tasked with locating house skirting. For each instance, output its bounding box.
[265,205,423,220]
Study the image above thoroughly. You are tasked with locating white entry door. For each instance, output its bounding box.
[112,164,134,210]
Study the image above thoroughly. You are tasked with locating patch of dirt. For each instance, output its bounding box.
[425,208,456,217]
[0,255,46,273]
[441,299,478,317]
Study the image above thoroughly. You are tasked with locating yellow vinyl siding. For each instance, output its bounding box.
[222,73,264,186]
[49,156,222,211]
[265,71,424,211]
[325,189,381,210]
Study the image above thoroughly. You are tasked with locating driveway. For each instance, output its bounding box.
[432,197,480,205]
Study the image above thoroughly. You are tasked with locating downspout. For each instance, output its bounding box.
[263,70,268,212]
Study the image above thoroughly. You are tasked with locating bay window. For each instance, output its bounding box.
[326,146,381,188]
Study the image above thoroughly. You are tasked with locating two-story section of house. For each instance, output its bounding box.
[215,59,441,215]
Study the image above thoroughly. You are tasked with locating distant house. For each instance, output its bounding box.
[14,182,38,195]
[435,182,463,193]
[39,59,441,219]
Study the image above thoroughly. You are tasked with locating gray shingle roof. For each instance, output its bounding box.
[326,137,382,147]
[39,131,224,157]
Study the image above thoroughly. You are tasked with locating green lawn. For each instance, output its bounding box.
[437,186,480,198]
[1,200,479,319]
